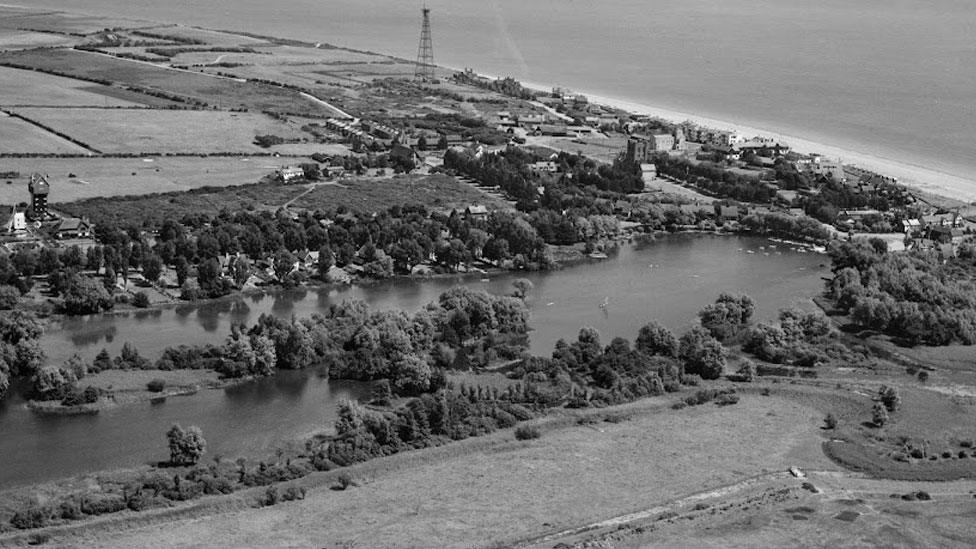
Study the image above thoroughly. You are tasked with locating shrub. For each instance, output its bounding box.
[282,485,306,501]
[80,494,126,515]
[514,425,541,440]
[671,401,688,410]
[147,379,166,393]
[82,386,99,403]
[917,371,929,382]
[260,486,279,506]
[714,392,739,406]
[336,472,355,490]
[10,502,53,529]
[131,292,150,308]
[872,402,889,427]
[824,413,837,429]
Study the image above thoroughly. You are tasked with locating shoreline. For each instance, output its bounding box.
[467,69,976,205]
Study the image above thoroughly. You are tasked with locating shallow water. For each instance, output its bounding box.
[0,235,827,488]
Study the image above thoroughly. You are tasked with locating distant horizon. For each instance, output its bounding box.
[13,0,976,200]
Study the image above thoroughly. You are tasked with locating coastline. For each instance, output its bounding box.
[479,71,976,206]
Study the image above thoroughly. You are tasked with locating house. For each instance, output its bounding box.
[719,205,740,220]
[776,190,799,204]
[517,114,547,126]
[1,206,26,235]
[649,133,675,151]
[324,165,345,178]
[640,163,657,190]
[389,142,421,169]
[53,217,92,239]
[465,205,489,219]
[902,218,922,234]
[276,166,305,183]
[929,225,953,244]
[533,125,570,137]
[529,161,559,175]
[680,204,713,217]
[299,250,321,270]
[921,213,961,228]
[613,200,633,216]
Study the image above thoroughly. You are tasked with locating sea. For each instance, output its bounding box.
[17,0,976,196]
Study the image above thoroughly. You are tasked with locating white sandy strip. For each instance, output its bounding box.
[476,70,976,205]
[576,91,976,205]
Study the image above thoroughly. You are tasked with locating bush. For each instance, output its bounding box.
[514,425,541,440]
[714,392,739,406]
[336,472,355,490]
[147,379,166,393]
[82,386,99,403]
[282,485,306,501]
[917,371,929,382]
[10,502,53,529]
[80,494,126,516]
[131,292,150,308]
[824,413,837,429]
[260,486,279,506]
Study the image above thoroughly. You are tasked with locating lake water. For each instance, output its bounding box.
[0,235,827,488]
[21,0,976,187]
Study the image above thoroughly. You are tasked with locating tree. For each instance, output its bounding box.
[635,321,678,357]
[141,254,163,284]
[878,385,900,412]
[166,424,207,466]
[62,275,114,315]
[678,327,727,380]
[871,402,889,427]
[273,250,296,283]
[0,285,19,310]
[174,256,189,287]
[511,278,533,300]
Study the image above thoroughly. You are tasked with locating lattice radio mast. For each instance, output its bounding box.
[414,5,435,81]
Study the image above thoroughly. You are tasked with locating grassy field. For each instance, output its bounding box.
[0,157,290,203]
[0,10,153,35]
[0,30,78,50]
[0,49,332,115]
[0,113,91,154]
[10,108,312,154]
[55,173,511,227]
[43,392,838,548]
[0,66,146,107]
[138,25,272,47]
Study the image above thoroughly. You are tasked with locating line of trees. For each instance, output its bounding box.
[827,240,976,346]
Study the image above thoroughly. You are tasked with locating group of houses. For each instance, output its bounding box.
[1,174,93,244]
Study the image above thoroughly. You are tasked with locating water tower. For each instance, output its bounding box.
[28,173,50,219]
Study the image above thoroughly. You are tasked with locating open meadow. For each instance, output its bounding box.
[0,157,293,204]
[0,66,147,107]
[0,49,333,115]
[0,9,153,35]
[45,393,841,548]
[9,108,313,154]
[54,173,513,227]
[0,113,91,155]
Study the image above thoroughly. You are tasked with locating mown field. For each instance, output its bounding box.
[0,157,289,204]
[0,114,91,155]
[0,66,146,107]
[55,173,511,228]
[49,393,835,548]
[10,108,312,154]
[0,9,152,35]
[0,49,332,115]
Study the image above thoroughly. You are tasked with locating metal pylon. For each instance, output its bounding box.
[414,6,434,81]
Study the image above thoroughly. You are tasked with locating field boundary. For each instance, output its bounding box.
[0,108,100,155]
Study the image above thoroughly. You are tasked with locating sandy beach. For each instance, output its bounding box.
[502,77,976,206]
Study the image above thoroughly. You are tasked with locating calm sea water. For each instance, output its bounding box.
[0,235,826,488]
[22,0,976,183]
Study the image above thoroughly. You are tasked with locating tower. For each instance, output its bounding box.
[414,5,435,81]
[28,173,50,219]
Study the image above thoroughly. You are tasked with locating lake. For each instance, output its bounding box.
[0,235,827,488]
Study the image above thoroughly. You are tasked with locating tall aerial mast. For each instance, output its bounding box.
[414,5,435,81]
